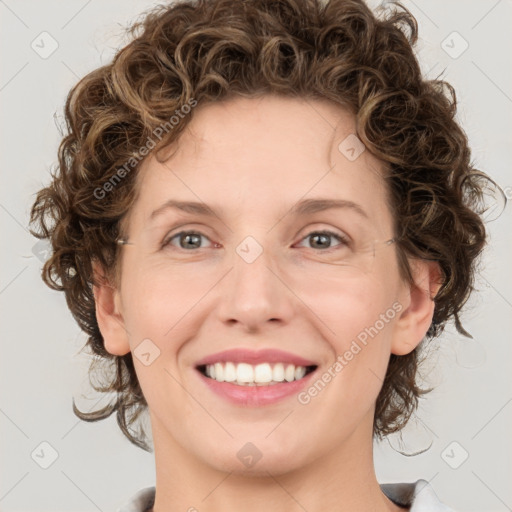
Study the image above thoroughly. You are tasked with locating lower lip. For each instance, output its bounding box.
[196,369,317,406]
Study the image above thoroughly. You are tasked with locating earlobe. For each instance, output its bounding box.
[391,259,443,356]
[91,260,131,356]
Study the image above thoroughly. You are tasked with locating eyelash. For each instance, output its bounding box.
[161,229,350,252]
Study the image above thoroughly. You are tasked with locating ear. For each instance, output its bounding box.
[391,259,443,356]
[91,260,131,356]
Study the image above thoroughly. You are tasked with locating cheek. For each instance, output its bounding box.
[308,275,398,395]
[121,258,214,337]
[120,266,201,416]
[296,268,396,340]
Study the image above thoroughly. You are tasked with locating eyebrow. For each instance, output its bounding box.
[149,198,368,222]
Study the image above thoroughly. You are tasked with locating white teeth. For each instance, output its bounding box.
[272,363,285,382]
[224,362,237,382]
[284,364,295,382]
[214,362,224,382]
[254,363,272,383]
[294,366,306,380]
[236,363,254,383]
[203,362,312,385]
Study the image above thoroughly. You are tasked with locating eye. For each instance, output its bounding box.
[161,229,350,252]
[295,230,349,251]
[162,230,217,250]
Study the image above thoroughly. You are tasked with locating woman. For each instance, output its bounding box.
[29,0,489,510]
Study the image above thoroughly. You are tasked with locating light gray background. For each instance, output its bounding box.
[1,1,511,511]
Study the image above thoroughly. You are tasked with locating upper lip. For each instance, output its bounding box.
[195,348,318,367]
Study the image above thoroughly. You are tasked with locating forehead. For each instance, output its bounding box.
[128,95,393,233]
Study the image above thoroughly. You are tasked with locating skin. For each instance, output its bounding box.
[93,95,440,512]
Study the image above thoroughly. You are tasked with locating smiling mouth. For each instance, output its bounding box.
[196,362,318,386]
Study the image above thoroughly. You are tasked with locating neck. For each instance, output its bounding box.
[148,412,404,512]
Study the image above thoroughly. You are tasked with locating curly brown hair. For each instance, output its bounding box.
[29,0,489,452]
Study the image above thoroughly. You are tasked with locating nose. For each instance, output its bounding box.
[215,238,296,333]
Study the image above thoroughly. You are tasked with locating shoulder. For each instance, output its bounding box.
[120,480,455,512]
[380,479,456,511]
[117,486,155,512]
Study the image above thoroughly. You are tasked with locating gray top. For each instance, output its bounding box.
[118,479,455,511]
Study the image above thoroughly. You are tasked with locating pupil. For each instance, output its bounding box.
[312,233,330,249]
[183,233,200,249]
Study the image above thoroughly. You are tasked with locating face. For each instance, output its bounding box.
[110,95,413,476]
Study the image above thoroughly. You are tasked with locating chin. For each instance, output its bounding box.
[199,437,311,477]
[210,453,303,477]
